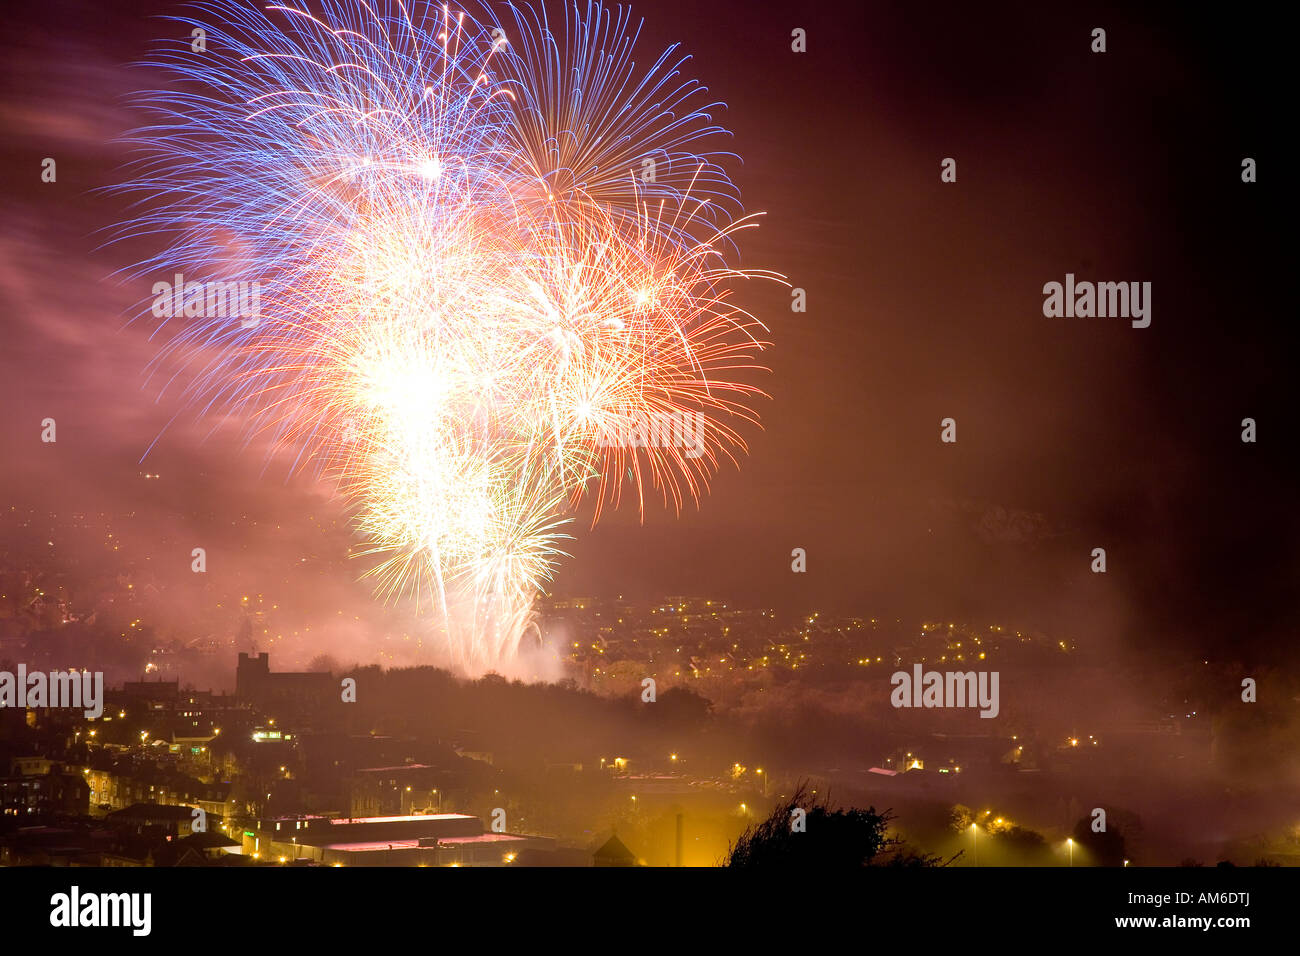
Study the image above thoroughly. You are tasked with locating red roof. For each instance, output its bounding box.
[323,833,528,852]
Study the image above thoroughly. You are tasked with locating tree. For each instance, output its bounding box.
[650,686,713,731]
[992,825,1053,865]
[1072,816,1126,866]
[948,803,974,833]
[724,781,947,868]
[307,654,339,674]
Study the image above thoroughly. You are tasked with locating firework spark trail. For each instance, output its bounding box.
[117,0,781,676]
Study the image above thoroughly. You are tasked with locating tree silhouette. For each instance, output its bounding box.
[724,781,947,868]
[1071,816,1126,866]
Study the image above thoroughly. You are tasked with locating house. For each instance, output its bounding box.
[105,802,202,838]
[592,833,639,867]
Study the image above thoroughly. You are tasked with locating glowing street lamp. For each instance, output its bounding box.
[1066,838,1074,867]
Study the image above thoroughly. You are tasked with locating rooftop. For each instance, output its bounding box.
[327,813,473,826]
[323,833,528,852]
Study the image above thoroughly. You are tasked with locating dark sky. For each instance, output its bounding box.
[1,0,1292,665]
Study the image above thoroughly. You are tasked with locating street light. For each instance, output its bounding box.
[970,824,978,867]
[1067,838,1074,868]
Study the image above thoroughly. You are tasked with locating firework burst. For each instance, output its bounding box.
[118,0,780,676]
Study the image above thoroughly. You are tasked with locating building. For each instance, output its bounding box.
[0,825,120,866]
[0,764,89,818]
[236,653,334,712]
[592,833,639,867]
[347,764,449,818]
[153,830,243,866]
[105,802,206,838]
[244,812,553,867]
[111,680,247,739]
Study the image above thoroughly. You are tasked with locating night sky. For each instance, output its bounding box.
[1,0,1292,666]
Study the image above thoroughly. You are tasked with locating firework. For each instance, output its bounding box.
[119,0,779,675]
